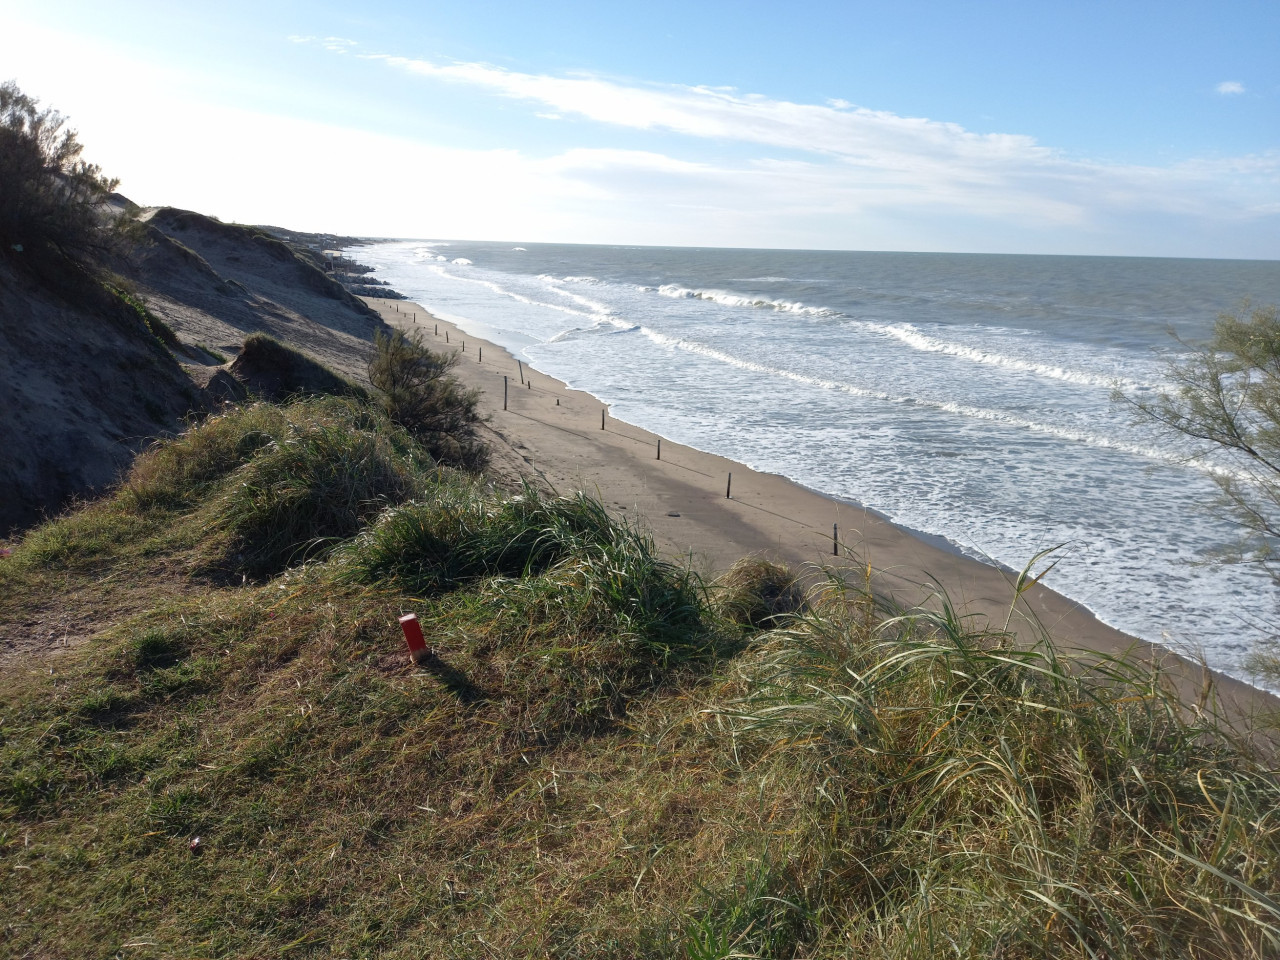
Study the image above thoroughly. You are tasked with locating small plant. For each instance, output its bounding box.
[105,283,180,350]
[368,328,488,470]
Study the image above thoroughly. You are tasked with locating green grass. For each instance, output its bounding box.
[196,343,228,364]
[2,397,1279,958]
[232,332,369,402]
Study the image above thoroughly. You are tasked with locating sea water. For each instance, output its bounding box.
[349,240,1280,686]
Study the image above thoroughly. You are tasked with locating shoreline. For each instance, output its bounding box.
[366,297,1280,731]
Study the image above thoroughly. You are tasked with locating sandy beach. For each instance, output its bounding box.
[370,297,1278,730]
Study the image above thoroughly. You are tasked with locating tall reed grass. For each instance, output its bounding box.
[698,574,1280,958]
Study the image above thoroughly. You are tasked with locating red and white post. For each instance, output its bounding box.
[398,614,430,665]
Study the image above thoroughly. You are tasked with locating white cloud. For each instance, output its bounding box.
[290,35,358,53]
[361,53,1280,235]
[368,53,1052,170]
[1217,81,1246,95]
[2,20,1276,256]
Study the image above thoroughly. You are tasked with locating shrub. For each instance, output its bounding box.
[367,329,488,470]
[213,415,424,576]
[342,485,622,594]
[0,80,120,271]
[1117,302,1280,683]
[712,556,805,628]
[229,333,367,402]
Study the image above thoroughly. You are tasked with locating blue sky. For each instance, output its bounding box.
[4,1,1277,257]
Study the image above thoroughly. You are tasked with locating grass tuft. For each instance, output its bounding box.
[703,576,1280,958]
[212,419,421,576]
[711,555,805,629]
[230,331,368,401]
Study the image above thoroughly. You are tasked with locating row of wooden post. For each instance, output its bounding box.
[395,302,844,560]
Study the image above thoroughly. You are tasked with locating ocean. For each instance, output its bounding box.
[348,240,1280,687]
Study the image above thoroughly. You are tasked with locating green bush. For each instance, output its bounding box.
[124,403,296,510]
[214,418,423,576]
[230,332,367,402]
[368,328,488,470]
[342,484,621,594]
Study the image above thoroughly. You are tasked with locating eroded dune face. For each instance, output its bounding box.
[131,207,384,383]
[0,260,195,533]
[0,207,389,535]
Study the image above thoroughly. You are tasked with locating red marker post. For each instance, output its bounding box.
[399,614,430,665]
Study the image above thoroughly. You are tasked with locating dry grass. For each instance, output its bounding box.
[3,398,1280,958]
[710,555,806,629]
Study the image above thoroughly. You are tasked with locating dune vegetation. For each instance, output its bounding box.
[4,388,1280,959]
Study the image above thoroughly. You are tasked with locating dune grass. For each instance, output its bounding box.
[229,332,368,402]
[2,396,1280,958]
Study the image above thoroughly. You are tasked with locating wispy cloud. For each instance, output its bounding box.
[1216,81,1246,95]
[290,35,358,54]
[356,53,1279,231]
[366,53,1052,170]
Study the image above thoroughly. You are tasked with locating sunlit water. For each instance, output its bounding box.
[350,240,1280,686]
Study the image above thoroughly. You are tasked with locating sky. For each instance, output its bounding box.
[3,1,1278,258]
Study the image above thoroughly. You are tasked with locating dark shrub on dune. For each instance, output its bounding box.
[0,81,121,273]
[368,328,488,471]
[230,332,367,402]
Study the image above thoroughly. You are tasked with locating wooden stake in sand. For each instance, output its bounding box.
[478,347,482,363]
[657,438,661,460]
[518,361,525,384]
[504,376,508,411]
[601,409,606,430]
[445,332,449,344]
[833,523,839,556]
[435,323,438,336]
[726,472,733,499]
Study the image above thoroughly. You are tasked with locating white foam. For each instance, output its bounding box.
[635,327,1240,473]
[427,263,596,324]
[537,275,615,317]
[863,321,1152,390]
[451,258,474,266]
[657,284,837,317]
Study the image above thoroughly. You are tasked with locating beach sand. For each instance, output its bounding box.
[370,297,1277,732]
